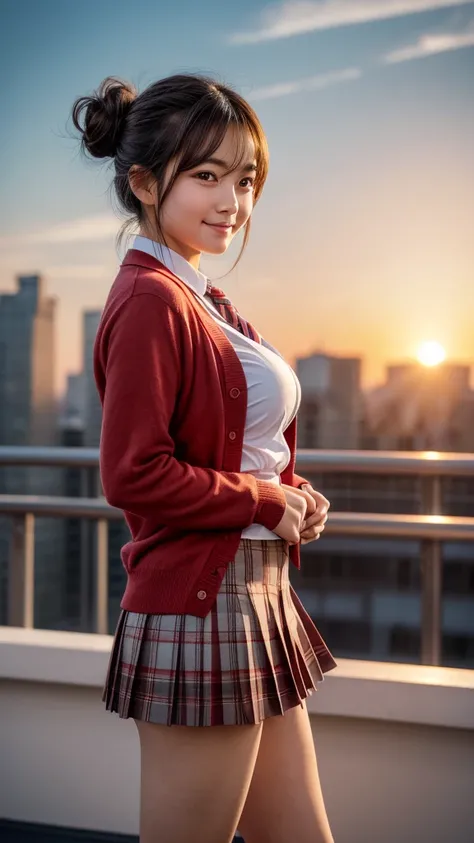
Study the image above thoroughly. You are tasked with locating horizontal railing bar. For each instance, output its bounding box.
[1,445,474,475]
[1,495,474,540]
[325,513,474,541]
[0,495,124,520]
[296,450,474,476]
[0,446,99,468]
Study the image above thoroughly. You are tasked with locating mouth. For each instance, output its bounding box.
[203,222,234,232]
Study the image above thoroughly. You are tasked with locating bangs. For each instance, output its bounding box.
[169,94,268,199]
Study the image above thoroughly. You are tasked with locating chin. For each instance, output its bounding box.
[201,242,231,256]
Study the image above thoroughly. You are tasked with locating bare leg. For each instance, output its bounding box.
[134,718,263,843]
[237,700,335,843]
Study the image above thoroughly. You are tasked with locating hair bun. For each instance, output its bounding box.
[72,76,137,159]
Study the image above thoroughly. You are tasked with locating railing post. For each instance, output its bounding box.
[420,476,442,665]
[8,513,35,628]
[93,519,109,634]
[80,465,101,631]
[80,469,91,631]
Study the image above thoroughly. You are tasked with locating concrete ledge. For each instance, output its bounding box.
[0,627,112,688]
[307,657,474,730]
[1,626,474,730]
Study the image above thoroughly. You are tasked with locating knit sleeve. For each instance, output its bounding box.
[96,293,286,531]
[293,473,310,489]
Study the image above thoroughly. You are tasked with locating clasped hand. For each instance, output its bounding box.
[281,483,330,545]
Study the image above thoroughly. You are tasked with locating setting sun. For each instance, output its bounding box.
[416,341,446,367]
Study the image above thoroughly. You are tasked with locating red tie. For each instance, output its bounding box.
[206,281,261,344]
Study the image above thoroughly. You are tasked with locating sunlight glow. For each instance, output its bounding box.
[416,341,446,367]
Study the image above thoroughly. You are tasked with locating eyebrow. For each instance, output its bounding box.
[201,157,257,173]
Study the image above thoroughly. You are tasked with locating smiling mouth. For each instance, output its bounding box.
[204,222,234,229]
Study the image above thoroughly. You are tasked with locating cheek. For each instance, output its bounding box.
[163,185,205,226]
[237,193,254,224]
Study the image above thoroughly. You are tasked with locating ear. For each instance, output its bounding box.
[128,165,158,207]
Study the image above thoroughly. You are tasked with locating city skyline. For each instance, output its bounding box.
[2,270,473,402]
[1,0,473,395]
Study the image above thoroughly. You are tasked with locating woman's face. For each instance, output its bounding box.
[157,126,257,264]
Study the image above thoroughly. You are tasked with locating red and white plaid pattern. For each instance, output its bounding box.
[102,539,337,727]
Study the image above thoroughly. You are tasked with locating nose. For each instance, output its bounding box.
[216,183,238,216]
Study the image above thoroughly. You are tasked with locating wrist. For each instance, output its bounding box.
[255,480,287,530]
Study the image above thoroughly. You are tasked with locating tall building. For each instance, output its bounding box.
[295,352,363,449]
[83,311,103,447]
[61,373,86,424]
[0,274,62,627]
[0,275,56,447]
[364,362,474,451]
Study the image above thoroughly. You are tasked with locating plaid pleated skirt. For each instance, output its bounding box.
[102,538,337,727]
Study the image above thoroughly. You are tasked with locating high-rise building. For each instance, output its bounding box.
[295,352,363,449]
[61,373,86,425]
[0,274,62,627]
[365,362,474,451]
[83,311,103,447]
[0,275,56,447]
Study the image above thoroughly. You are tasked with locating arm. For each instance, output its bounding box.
[97,294,286,531]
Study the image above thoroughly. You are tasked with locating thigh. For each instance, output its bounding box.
[236,701,334,843]
[134,718,263,843]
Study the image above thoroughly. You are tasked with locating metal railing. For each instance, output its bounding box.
[1,446,474,665]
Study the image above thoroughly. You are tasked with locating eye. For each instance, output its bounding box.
[194,171,217,182]
[240,176,255,189]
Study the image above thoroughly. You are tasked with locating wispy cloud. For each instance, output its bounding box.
[0,214,120,249]
[383,21,474,61]
[247,67,362,101]
[229,0,474,45]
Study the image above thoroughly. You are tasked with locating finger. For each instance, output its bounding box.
[302,524,325,537]
[302,487,331,520]
[301,485,330,512]
[301,534,321,545]
[297,486,318,514]
[301,513,328,531]
[300,525,326,540]
[302,491,317,516]
[291,486,317,516]
[304,518,327,531]
[312,492,330,511]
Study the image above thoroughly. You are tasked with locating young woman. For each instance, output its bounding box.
[71,74,337,843]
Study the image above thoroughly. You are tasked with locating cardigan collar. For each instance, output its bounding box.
[121,244,284,361]
[120,247,238,352]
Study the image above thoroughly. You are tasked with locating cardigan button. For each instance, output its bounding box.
[229,388,240,399]
[197,590,207,600]
[228,431,237,441]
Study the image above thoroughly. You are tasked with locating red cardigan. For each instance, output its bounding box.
[94,249,309,617]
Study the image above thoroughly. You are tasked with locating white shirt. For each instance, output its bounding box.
[132,236,301,540]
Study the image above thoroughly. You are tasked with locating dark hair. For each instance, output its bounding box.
[71,74,269,260]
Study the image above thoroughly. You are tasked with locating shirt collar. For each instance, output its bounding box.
[132,235,208,298]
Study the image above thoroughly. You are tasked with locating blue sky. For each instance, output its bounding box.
[1,0,473,395]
